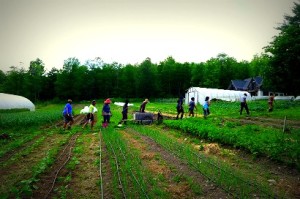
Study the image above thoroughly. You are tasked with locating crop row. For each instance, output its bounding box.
[164,118,300,169]
[0,110,62,129]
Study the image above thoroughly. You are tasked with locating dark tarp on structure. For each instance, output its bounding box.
[228,76,263,95]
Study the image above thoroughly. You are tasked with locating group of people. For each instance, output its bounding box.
[176,96,211,119]
[177,92,275,119]
[62,94,275,130]
[62,98,149,130]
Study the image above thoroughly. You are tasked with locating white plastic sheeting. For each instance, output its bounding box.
[274,96,295,101]
[0,93,35,111]
[185,87,251,105]
[80,106,98,114]
[114,102,134,107]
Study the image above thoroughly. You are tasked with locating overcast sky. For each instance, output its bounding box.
[0,0,296,72]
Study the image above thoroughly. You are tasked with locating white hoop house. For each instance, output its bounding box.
[185,87,251,105]
[0,93,35,111]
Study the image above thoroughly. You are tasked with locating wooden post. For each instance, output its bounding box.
[283,116,287,133]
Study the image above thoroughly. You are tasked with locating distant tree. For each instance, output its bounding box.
[118,64,138,98]
[138,58,158,98]
[26,58,45,101]
[264,2,300,95]
[40,68,58,100]
[3,66,27,96]
[55,57,81,100]
[190,62,205,87]
[0,70,6,92]
[158,57,176,96]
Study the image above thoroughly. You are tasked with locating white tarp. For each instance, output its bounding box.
[185,87,251,105]
[0,93,35,111]
[114,102,134,107]
[80,106,98,114]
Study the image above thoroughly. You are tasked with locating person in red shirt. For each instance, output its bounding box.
[268,93,275,112]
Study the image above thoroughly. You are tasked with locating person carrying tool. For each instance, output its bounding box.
[140,98,149,112]
[82,100,97,130]
[62,99,74,130]
[188,97,197,117]
[102,98,112,128]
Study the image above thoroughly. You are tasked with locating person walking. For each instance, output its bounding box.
[203,96,210,118]
[188,97,197,117]
[62,99,74,130]
[176,96,184,119]
[240,93,250,116]
[102,98,112,128]
[119,99,129,125]
[268,93,275,112]
[82,100,97,130]
[140,98,149,113]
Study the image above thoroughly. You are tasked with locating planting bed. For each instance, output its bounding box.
[0,101,299,198]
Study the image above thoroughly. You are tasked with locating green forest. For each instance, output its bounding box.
[0,2,299,102]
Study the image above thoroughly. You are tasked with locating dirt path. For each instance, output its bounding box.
[66,132,102,198]
[228,116,300,130]
[122,128,230,198]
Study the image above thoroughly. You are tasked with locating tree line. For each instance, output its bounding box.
[0,2,299,102]
[0,53,271,102]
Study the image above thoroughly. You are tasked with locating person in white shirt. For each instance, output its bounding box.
[240,93,250,116]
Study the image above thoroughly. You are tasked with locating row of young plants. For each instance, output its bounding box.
[0,129,75,198]
[163,118,300,169]
[0,109,62,129]
[131,125,277,198]
[101,128,163,198]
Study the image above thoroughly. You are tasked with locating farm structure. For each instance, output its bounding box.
[228,76,263,96]
[185,87,251,105]
[0,93,35,111]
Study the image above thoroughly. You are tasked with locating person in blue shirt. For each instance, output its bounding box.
[102,98,112,128]
[188,97,197,117]
[62,99,74,130]
[203,96,210,118]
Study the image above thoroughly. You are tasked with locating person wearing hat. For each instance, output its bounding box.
[240,93,250,116]
[82,100,97,130]
[102,98,112,128]
[62,99,74,130]
[139,98,149,112]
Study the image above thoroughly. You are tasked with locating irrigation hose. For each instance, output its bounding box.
[44,133,80,199]
[107,139,127,199]
[117,144,149,199]
[99,129,104,199]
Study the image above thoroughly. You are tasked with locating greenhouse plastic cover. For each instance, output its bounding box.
[185,87,251,105]
[0,93,35,111]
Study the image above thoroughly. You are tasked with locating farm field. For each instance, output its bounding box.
[0,100,299,198]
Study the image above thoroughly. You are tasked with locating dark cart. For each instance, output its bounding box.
[133,112,154,125]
